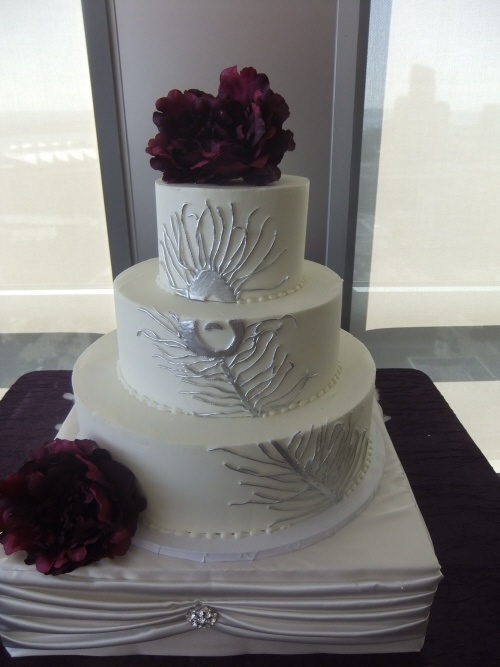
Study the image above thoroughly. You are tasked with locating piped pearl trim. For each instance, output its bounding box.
[155,274,308,303]
[238,275,308,303]
[344,443,373,497]
[141,518,291,540]
[117,361,342,418]
[265,362,342,417]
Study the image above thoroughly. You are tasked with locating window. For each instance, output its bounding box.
[0,0,115,395]
[352,0,500,469]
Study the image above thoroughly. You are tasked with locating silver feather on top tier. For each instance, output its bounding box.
[159,200,287,302]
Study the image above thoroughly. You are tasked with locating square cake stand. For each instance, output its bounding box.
[0,405,442,657]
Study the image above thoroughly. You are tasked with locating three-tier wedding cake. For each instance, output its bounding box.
[0,67,441,656]
[72,173,378,553]
[71,67,378,554]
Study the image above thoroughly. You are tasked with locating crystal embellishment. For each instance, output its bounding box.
[186,602,219,629]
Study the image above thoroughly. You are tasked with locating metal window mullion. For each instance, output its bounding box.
[326,0,371,330]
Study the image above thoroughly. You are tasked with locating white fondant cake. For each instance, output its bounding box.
[71,175,378,550]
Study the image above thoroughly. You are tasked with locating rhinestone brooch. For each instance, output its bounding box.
[186,602,219,629]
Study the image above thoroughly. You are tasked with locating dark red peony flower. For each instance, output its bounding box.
[145,66,295,185]
[0,439,146,575]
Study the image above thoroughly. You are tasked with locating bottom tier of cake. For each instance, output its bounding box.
[0,405,442,656]
[71,329,376,548]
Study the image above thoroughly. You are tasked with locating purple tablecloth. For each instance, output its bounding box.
[1,369,499,667]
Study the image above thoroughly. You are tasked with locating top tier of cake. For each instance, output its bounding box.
[155,175,308,302]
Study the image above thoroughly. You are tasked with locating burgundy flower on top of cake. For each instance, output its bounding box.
[0,439,146,575]
[146,65,295,185]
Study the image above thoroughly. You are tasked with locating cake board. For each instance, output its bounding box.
[0,404,442,657]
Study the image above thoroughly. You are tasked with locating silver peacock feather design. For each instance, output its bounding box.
[213,409,371,527]
[159,200,287,302]
[138,309,313,416]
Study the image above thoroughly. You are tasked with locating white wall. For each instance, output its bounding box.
[113,0,337,263]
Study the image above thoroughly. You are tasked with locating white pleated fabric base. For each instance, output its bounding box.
[0,405,442,656]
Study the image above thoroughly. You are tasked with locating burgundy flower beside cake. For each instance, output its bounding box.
[0,439,146,575]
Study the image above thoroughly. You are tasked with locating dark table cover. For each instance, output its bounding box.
[0,369,499,667]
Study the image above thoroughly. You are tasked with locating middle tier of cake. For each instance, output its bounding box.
[114,258,342,417]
